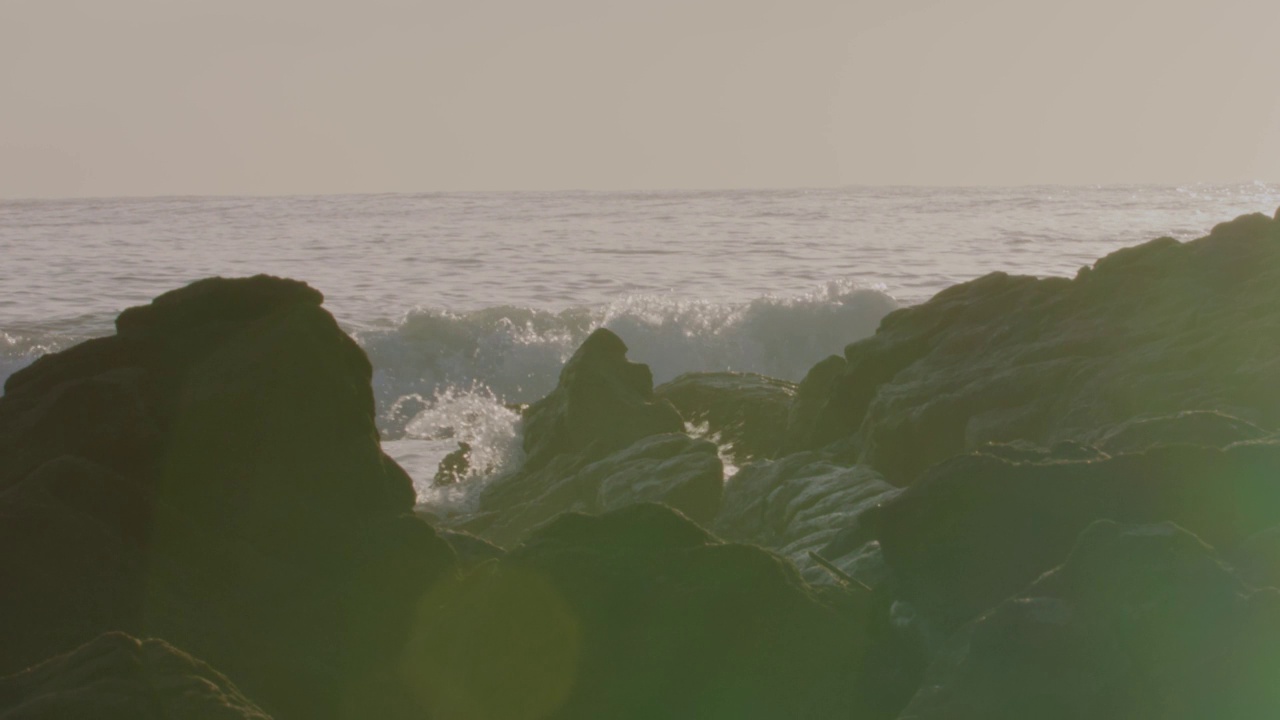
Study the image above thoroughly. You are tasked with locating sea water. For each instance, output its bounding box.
[3,184,1278,501]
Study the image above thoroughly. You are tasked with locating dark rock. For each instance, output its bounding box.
[975,439,1109,464]
[786,212,1280,483]
[876,440,1280,637]
[1096,410,1270,455]
[900,521,1280,720]
[713,451,898,587]
[0,632,273,719]
[472,432,724,547]
[655,371,796,463]
[403,503,887,720]
[520,328,683,471]
[433,441,471,486]
[0,276,456,720]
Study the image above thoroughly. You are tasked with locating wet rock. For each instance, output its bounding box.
[714,451,899,587]
[0,632,273,719]
[655,371,796,463]
[900,520,1280,720]
[404,503,882,720]
[0,276,456,720]
[472,433,723,547]
[1096,410,1270,454]
[520,328,683,472]
[787,212,1280,483]
[876,440,1280,636]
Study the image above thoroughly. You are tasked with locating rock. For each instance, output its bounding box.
[713,451,899,587]
[403,503,888,720]
[0,632,272,719]
[899,521,1280,720]
[0,276,457,720]
[1096,410,1270,455]
[654,371,796,463]
[470,433,723,548]
[520,328,683,472]
[876,440,1280,637]
[786,211,1280,483]
[433,441,472,486]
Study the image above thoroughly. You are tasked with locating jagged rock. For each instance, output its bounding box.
[876,440,1280,637]
[787,212,1280,483]
[404,504,888,720]
[0,276,456,720]
[470,433,723,547]
[0,632,273,719]
[899,521,1280,719]
[655,371,797,463]
[519,328,683,472]
[713,451,899,587]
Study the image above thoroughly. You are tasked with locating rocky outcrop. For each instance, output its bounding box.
[786,211,1280,483]
[0,632,273,719]
[461,329,722,548]
[519,328,683,471]
[405,503,894,720]
[0,276,456,720]
[655,371,797,463]
[899,521,1280,720]
[875,440,1280,638]
[714,450,898,587]
[466,432,723,547]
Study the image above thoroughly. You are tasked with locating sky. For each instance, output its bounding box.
[2,0,1278,198]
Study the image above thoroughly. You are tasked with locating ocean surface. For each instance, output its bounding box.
[3,184,1278,501]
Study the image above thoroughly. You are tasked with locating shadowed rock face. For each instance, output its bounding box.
[655,371,797,464]
[900,521,1280,720]
[466,329,720,548]
[875,440,1280,637]
[406,503,885,720]
[0,632,274,720]
[786,212,1280,484]
[0,276,456,720]
[520,328,684,472]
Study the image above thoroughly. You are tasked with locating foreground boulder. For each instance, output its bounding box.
[405,504,902,720]
[786,211,1280,483]
[900,521,1280,719]
[0,632,273,720]
[0,276,456,719]
[876,440,1280,638]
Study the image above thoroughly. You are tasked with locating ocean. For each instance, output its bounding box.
[4,183,1278,500]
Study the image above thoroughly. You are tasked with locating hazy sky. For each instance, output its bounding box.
[3,0,1278,197]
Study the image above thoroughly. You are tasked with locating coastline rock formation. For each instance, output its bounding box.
[655,371,797,463]
[5,207,1280,719]
[0,276,455,720]
[786,211,1280,484]
[900,521,1280,719]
